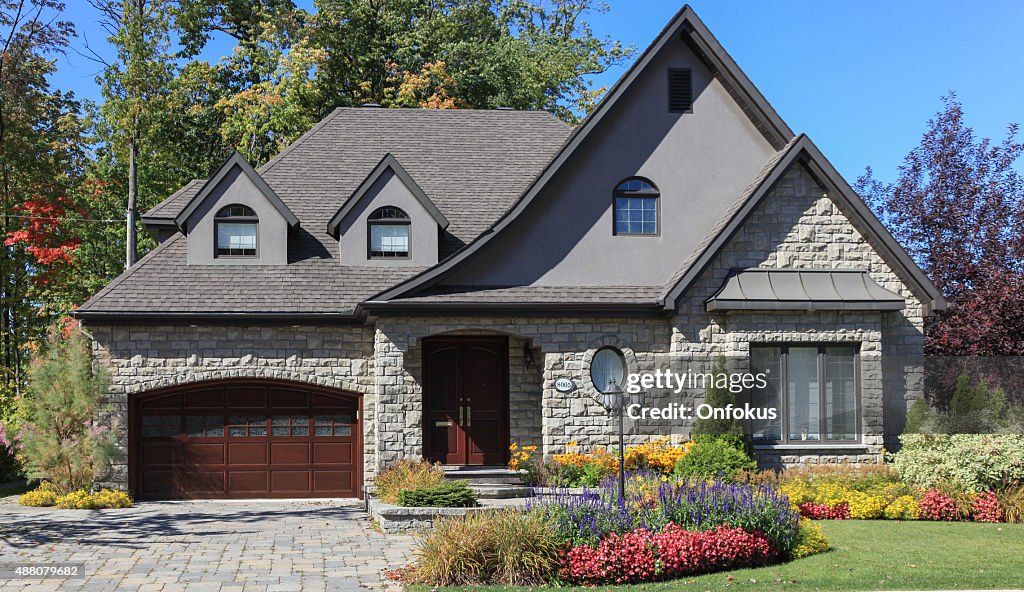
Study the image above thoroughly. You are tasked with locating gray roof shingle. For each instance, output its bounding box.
[78,108,572,317]
[390,285,665,306]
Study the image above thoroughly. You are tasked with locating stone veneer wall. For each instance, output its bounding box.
[89,324,376,490]
[88,163,930,489]
[370,318,672,468]
[669,163,926,465]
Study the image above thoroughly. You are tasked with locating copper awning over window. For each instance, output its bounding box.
[706,268,906,312]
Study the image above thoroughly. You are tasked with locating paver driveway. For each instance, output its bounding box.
[0,497,416,591]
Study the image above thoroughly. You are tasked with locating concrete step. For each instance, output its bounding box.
[442,466,525,486]
[467,483,533,499]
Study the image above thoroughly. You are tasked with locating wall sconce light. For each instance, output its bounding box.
[523,343,535,369]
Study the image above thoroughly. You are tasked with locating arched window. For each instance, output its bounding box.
[591,347,627,394]
[613,177,659,235]
[367,206,410,258]
[215,204,258,257]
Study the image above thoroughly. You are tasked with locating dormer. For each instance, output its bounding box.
[328,153,449,266]
[175,152,299,265]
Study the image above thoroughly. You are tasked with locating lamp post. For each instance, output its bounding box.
[600,379,627,503]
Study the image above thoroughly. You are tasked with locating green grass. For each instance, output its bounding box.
[407,520,1024,592]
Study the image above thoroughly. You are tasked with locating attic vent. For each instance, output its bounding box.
[667,69,693,113]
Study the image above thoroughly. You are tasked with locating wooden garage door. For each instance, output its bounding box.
[132,381,361,499]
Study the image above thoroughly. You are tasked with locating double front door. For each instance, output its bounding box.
[423,336,509,465]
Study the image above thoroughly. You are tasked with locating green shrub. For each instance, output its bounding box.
[408,509,559,586]
[398,480,477,507]
[580,461,614,487]
[692,357,751,447]
[375,460,445,504]
[907,374,1024,435]
[890,433,1024,492]
[19,329,113,493]
[672,438,756,480]
[792,520,830,559]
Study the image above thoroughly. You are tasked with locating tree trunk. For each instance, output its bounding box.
[126,131,138,269]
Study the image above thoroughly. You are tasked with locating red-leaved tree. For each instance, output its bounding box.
[858,94,1024,356]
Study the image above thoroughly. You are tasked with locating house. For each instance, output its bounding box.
[75,5,944,499]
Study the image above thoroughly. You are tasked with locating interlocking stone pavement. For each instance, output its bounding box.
[0,497,416,591]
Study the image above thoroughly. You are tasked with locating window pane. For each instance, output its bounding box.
[591,348,625,393]
[370,224,409,257]
[750,347,783,441]
[186,415,223,438]
[217,222,257,256]
[825,347,857,441]
[142,416,179,438]
[787,348,820,441]
[614,196,658,235]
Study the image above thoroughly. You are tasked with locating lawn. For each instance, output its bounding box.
[408,520,1024,592]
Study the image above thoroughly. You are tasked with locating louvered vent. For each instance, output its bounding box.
[668,69,693,112]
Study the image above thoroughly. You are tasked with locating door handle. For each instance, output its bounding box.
[459,406,464,426]
[466,406,471,427]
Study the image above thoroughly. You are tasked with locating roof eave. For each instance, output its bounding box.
[705,300,906,313]
[72,310,362,326]
[359,300,666,317]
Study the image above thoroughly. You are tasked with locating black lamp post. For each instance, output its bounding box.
[599,379,627,503]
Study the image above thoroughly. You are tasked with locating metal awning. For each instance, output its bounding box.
[706,268,906,312]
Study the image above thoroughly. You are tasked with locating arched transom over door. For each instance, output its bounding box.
[131,380,361,499]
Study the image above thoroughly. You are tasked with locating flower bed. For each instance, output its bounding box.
[510,438,693,487]
[19,482,132,509]
[397,473,814,587]
[559,524,777,586]
[776,464,1019,523]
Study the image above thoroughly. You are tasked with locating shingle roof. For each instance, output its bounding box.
[77,108,572,318]
[391,285,665,306]
[81,234,427,315]
[142,179,204,219]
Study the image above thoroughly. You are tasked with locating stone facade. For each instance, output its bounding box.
[89,324,376,489]
[88,163,928,492]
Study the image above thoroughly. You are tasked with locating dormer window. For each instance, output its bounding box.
[215,204,258,257]
[613,178,659,235]
[368,206,410,259]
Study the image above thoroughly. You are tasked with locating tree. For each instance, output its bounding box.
[90,0,176,268]
[858,95,1024,357]
[0,0,84,411]
[691,356,750,454]
[18,325,113,493]
[309,0,629,124]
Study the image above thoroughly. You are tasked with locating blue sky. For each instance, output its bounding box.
[50,0,1024,183]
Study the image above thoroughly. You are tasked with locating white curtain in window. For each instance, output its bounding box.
[371,224,409,253]
[218,222,257,250]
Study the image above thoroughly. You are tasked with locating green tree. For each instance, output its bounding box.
[691,356,752,456]
[0,0,84,412]
[310,0,629,123]
[19,326,112,493]
[89,0,177,268]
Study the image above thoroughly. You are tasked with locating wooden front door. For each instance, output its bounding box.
[423,336,509,465]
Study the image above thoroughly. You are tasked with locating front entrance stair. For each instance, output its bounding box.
[442,466,531,499]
